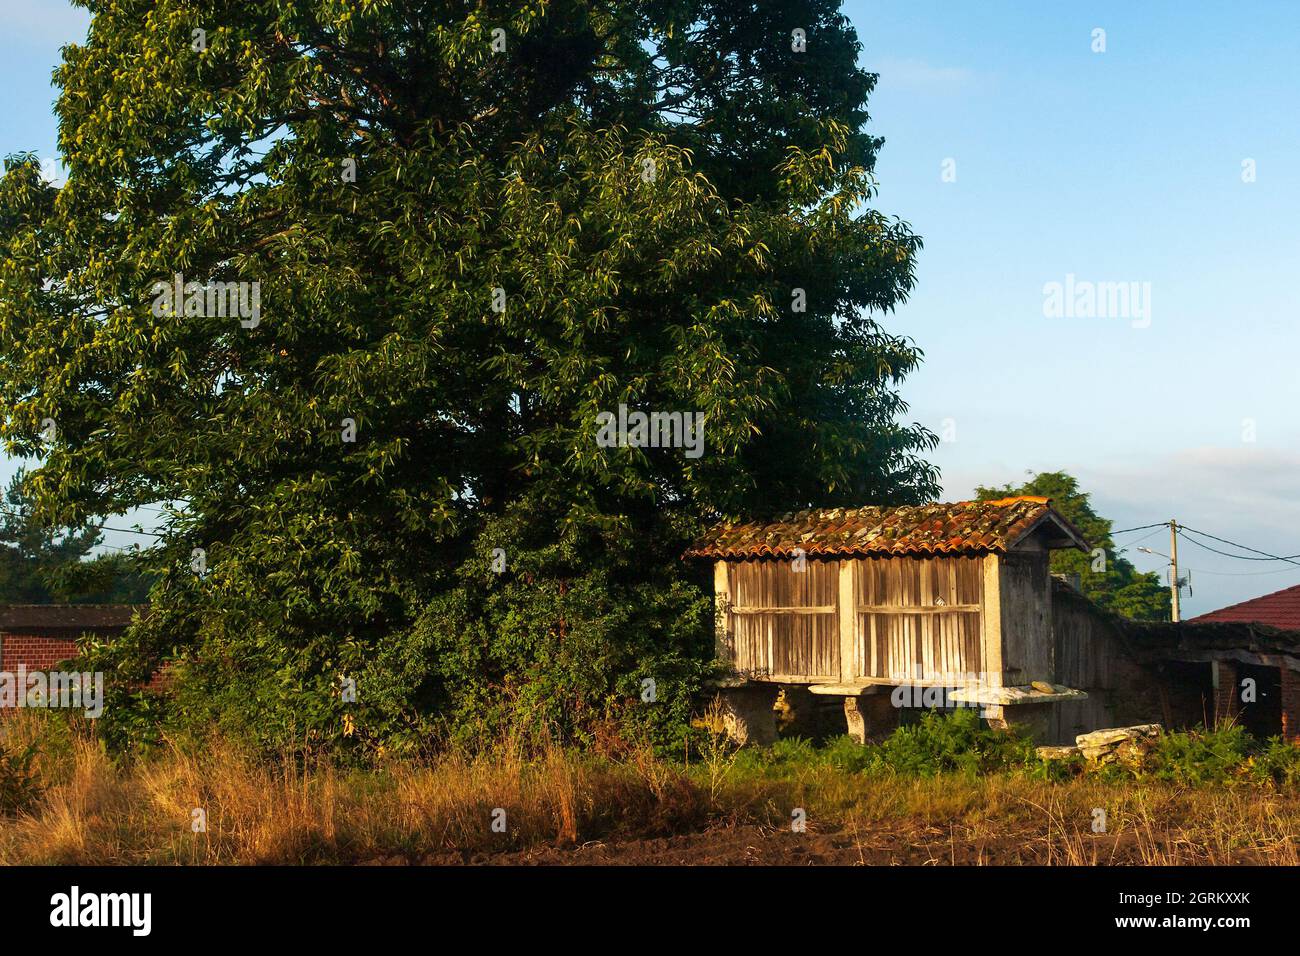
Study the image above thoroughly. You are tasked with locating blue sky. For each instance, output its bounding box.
[3,0,1300,614]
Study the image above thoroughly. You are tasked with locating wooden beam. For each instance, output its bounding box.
[854,604,980,615]
[838,560,856,682]
[982,554,1003,686]
[807,676,990,692]
[714,561,732,665]
[729,605,836,615]
[757,673,836,683]
[1148,649,1300,672]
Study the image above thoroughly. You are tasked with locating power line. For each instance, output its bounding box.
[1110,522,1171,536]
[1114,526,1165,551]
[0,505,162,538]
[1177,525,1300,567]
[1112,521,1300,567]
[92,524,162,538]
[1179,533,1272,563]
[1179,563,1300,578]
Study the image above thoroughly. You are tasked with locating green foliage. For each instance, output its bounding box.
[813,733,878,773]
[747,735,820,768]
[1,1,937,753]
[404,507,718,755]
[1140,724,1253,785]
[869,708,1038,777]
[0,739,43,815]
[1245,737,1300,787]
[1089,725,1300,787]
[729,711,1039,778]
[976,471,1171,621]
[718,716,1300,789]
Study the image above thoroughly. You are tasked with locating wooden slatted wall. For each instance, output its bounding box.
[729,559,840,679]
[854,556,984,681]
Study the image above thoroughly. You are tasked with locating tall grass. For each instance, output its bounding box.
[2,709,1299,864]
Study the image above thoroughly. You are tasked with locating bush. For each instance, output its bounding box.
[722,711,1043,780]
[1085,725,1300,787]
[1140,725,1252,785]
[686,713,1300,791]
[728,735,818,777]
[870,708,1038,777]
[88,505,717,762]
[818,734,878,774]
[1245,737,1300,787]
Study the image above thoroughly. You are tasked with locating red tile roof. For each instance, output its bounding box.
[685,496,1089,560]
[1188,584,1300,629]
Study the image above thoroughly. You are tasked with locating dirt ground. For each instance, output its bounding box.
[396,821,1273,866]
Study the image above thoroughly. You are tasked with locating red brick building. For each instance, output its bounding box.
[1190,585,1300,739]
[0,604,140,673]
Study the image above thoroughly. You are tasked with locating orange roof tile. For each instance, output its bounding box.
[685,497,1088,560]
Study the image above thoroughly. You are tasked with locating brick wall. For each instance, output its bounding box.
[1213,660,1240,726]
[1282,666,1300,741]
[0,631,80,672]
[1,626,168,704]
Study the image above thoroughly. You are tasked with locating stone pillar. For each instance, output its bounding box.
[842,691,898,744]
[984,702,1055,744]
[1281,666,1300,742]
[718,684,779,746]
[843,695,867,744]
[779,685,846,739]
[1213,660,1240,727]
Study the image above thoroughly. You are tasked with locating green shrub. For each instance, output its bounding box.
[870,708,1037,777]
[1086,725,1300,787]
[818,734,878,773]
[727,735,817,777]
[707,714,1300,790]
[1139,726,1252,785]
[1244,736,1300,787]
[91,506,716,762]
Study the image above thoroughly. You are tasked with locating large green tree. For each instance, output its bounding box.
[976,471,1171,622]
[0,1,937,752]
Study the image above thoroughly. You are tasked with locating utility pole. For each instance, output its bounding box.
[1169,519,1181,623]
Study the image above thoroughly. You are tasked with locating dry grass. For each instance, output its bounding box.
[0,711,717,864]
[2,710,1299,865]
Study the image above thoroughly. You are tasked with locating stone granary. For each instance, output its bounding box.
[687,496,1300,746]
[686,496,1092,744]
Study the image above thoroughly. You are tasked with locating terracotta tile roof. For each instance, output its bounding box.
[685,497,1089,560]
[0,604,142,631]
[1188,584,1300,629]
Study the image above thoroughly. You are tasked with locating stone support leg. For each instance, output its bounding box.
[718,684,779,746]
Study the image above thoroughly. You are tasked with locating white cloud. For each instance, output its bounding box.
[1080,447,1300,527]
[1070,448,1300,615]
[939,446,1300,615]
[869,57,981,95]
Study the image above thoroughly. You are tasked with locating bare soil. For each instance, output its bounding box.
[397,821,1273,866]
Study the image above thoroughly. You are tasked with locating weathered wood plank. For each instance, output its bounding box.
[731,605,836,615]
[855,604,981,614]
